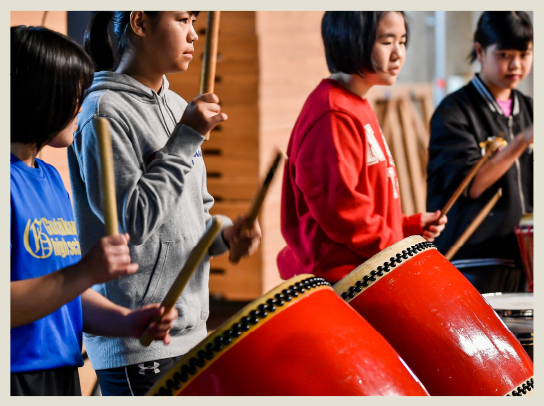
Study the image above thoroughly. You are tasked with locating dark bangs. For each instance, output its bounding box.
[494,12,533,51]
[322,11,408,75]
[11,26,95,151]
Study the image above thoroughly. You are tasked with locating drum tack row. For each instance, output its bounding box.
[147,235,533,396]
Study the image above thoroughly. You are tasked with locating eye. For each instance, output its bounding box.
[179,18,189,24]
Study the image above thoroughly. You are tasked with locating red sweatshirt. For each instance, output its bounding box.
[278,79,423,284]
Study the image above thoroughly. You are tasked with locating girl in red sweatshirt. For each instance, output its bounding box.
[278,11,447,284]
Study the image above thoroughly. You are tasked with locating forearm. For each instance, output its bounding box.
[11,263,92,328]
[469,135,531,198]
[81,288,131,337]
[75,119,205,246]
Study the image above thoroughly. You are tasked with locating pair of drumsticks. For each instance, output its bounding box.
[438,137,505,260]
[96,12,284,346]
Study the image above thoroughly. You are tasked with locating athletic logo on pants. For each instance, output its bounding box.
[138,361,160,375]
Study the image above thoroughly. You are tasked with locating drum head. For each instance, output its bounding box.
[482,292,533,315]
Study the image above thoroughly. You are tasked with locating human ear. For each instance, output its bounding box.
[474,42,485,63]
[130,11,146,37]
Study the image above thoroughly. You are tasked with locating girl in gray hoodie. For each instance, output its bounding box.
[68,11,261,395]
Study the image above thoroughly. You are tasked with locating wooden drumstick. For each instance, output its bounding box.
[200,11,221,141]
[435,136,504,225]
[139,217,223,347]
[228,149,286,264]
[444,188,502,261]
[95,117,118,236]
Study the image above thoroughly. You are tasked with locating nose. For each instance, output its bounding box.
[391,42,404,60]
[509,55,521,70]
[188,24,198,43]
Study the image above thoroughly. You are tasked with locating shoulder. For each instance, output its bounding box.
[514,89,533,111]
[299,80,368,126]
[431,84,475,124]
[36,159,66,187]
[164,89,188,111]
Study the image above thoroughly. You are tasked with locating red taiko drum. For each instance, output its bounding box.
[334,236,534,396]
[147,275,429,396]
[515,213,533,292]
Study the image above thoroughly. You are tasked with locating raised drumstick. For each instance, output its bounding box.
[140,217,223,347]
[444,188,502,261]
[228,149,287,264]
[200,11,221,141]
[435,136,504,225]
[95,117,118,236]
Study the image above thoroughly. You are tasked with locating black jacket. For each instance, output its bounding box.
[426,75,533,269]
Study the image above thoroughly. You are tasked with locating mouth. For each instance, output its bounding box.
[183,50,194,59]
[389,67,401,74]
[505,74,520,80]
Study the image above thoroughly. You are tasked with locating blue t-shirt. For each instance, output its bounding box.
[11,154,84,373]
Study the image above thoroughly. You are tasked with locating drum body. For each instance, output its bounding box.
[515,213,533,292]
[334,236,534,396]
[483,292,533,361]
[147,275,429,396]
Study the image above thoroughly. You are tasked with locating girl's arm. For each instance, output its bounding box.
[81,288,177,343]
[11,234,137,329]
[201,161,233,257]
[469,128,533,198]
[72,116,204,246]
[295,111,402,258]
[71,94,227,247]
[200,166,261,258]
[427,103,483,198]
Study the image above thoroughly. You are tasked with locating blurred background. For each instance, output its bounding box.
[11,11,534,395]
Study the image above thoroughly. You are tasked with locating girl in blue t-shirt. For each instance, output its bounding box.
[10,25,178,396]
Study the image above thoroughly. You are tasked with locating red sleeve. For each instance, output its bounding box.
[295,111,405,258]
[402,213,423,237]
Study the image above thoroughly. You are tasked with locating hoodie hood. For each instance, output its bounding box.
[87,71,170,100]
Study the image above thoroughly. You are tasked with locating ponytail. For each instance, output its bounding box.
[84,11,163,72]
[84,11,114,71]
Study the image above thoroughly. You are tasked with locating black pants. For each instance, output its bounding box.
[11,366,82,396]
[95,355,184,396]
[460,265,526,294]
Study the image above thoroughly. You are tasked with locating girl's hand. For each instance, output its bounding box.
[80,233,139,285]
[181,93,228,136]
[223,216,262,258]
[519,127,533,144]
[420,210,447,242]
[125,305,178,344]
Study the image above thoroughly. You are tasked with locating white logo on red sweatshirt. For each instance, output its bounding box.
[364,124,400,199]
[364,124,385,165]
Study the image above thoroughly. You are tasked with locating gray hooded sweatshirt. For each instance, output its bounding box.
[68,71,232,370]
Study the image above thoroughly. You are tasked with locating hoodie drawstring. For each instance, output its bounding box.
[152,91,173,137]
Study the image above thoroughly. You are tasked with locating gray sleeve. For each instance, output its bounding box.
[72,115,205,245]
[200,161,233,256]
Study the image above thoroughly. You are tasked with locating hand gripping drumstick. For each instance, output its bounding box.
[200,11,221,141]
[434,136,504,225]
[444,188,502,261]
[228,149,287,264]
[95,117,119,236]
[139,217,223,347]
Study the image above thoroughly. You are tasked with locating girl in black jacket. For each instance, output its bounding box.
[427,11,533,294]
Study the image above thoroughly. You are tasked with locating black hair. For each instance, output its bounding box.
[84,11,200,71]
[469,11,533,63]
[322,11,409,75]
[11,25,95,151]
